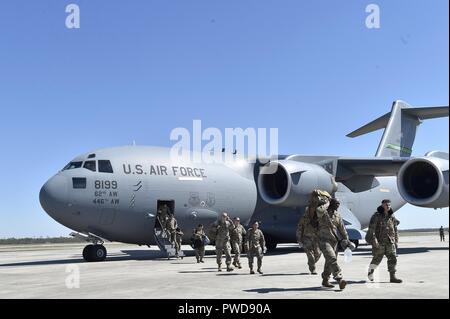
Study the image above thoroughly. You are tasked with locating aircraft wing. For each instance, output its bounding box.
[284,155,408,180]
[335,157,408,181]
[284,155,409,192]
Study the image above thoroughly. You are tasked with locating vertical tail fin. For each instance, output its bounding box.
[347,100,449,157]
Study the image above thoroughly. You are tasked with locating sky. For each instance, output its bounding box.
[0,0,448,238]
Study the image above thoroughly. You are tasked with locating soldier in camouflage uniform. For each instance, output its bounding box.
[246,222,266,274]
[159,204,170,226]
[191,224,206,263]
[230,217,247,269]
[214,212,235,272]
[317,197,349,290]
[366,199,402,283]
[165,213,178,247]
[174,227,184,259]
[297,206,322,274]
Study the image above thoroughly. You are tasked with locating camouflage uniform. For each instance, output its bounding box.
[174,229,183,258]
[246,228,266,273]
[159,205,170,226]
[366,207,399,275]
[317,207,349,282]
[191,229,206,263]
[214,219,235,271]
[297,207,322,273]
[165,216,178,245]
[230,224,247,268]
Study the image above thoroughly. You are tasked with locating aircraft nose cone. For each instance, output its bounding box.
[39,175,68,220]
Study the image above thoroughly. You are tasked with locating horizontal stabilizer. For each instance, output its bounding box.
[347,101,449,157]
[347,106,449,138]
[346,112,390,138]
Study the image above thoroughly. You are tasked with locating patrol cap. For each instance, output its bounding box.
[234,217,240,221]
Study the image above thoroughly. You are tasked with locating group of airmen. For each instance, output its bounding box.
[157,204,184,259]
[209,212,266,274]
[296,189,402,290]
[157,205,266,274]
[157,189,403,290]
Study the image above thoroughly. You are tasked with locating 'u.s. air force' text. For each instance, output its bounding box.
[123,164,207,178]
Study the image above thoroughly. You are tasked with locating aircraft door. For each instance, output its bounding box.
[156,200,175,229]
[154,200,177,258]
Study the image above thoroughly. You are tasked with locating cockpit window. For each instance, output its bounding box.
[63,161,83,170]
[98,160,114,173]
[83,161,96,172]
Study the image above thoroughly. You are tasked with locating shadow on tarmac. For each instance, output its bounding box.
[243,280,367,294]
[353,246,449,256]
[0,245,447,268]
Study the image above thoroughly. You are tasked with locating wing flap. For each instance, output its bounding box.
[335,157,408,182]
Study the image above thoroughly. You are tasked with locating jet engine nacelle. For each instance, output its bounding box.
[257,160,338,207]
[397,154,449,208]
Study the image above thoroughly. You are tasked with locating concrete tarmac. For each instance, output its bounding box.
[0,233,448,299]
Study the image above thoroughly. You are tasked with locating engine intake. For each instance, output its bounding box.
[258,160,337,207]
[397,156,449,208]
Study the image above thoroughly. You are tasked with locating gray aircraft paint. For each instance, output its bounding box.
[40,101,449,250]
[41,146,258,245]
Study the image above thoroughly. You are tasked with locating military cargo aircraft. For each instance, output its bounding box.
[39,101,449,261]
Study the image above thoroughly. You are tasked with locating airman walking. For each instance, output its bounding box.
[191,224,207,263]
[366,199,402,283]
[230,217,247,269]
[297,206,322,275]
[214,212,235,272]
[315,194,349,290]
[246,222,266,275]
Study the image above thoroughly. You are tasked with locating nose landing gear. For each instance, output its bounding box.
[82,244,107,262]
[71,232,108,262]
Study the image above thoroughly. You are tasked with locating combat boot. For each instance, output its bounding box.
[337,278,347,290]
[368,269,375,281]
[250,268,255,274]
[322,274,334,288]
[368,264,377,281]
[237,262,242,269]
[226,265,234,272]
[257,268,263,274]
[310,268,317,275]
[390,272,402,283]
[218,265,222,272]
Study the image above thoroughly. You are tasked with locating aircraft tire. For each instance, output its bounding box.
[82,244,94,262]
[92,245,107,262]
